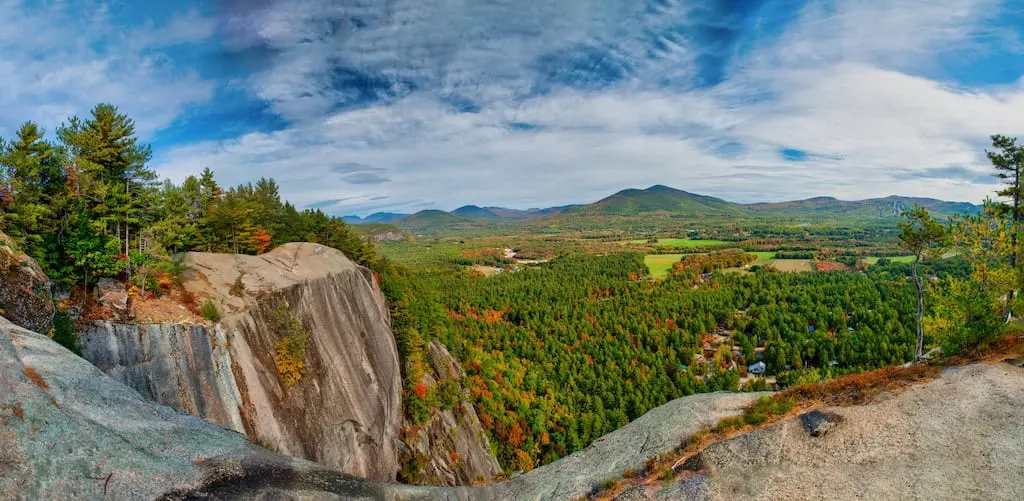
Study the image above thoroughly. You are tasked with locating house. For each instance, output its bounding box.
[748,361,766,375]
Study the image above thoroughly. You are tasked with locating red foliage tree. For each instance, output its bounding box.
[253,228,273,254]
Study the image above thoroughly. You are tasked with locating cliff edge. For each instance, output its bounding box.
[80,243,403,480]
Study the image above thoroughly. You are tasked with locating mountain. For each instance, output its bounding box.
[451,205,503,219]
[746,195,981,219]
[344,186,980,233]
[565,185,747,217]
[345,212,408,224]
[398,209,478,233]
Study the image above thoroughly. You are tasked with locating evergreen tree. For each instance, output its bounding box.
[897,206,947,360]
[987,135,1024,319]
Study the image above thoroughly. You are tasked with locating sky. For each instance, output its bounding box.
[2,0,1023,216]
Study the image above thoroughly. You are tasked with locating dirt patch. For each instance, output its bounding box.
[469,265,501,277]
[131,293,204,324]
[770,259,813,272]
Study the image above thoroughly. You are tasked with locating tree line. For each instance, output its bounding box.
[0,104,375,291]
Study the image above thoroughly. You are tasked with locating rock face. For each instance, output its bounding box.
[0,231,52,334]
[78,322,245,432]
[0,318,432,500]
[78,243,403,481]
[620,363,1024,501]
[403,340,503,485]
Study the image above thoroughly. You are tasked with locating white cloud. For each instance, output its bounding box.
[0,1,215,138]
[150,0,1024,214]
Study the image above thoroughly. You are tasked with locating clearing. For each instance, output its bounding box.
[645,254,683,279]
[629,238,729,247]
[770,259,814,272]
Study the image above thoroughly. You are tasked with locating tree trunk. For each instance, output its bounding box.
[1011,159,1021,321]
[125,178,131,285]
[913,254,924,361]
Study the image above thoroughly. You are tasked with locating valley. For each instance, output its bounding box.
[4,2,1023,499]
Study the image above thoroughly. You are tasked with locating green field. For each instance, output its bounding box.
[864,256,916,264]
[750,251,776,265]
[644,254,683,279]
[630,238,729,247]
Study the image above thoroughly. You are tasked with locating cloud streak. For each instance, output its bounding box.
[4,1,1024,216]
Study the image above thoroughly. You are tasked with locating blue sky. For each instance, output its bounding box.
[2,0,1023,216]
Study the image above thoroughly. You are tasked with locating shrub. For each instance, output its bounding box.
[271,302,310,388]
[200,299,220,322]
[229,274,245,297]
[50,311,81,356]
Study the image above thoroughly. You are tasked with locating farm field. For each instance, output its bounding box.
[864,256,916,264]
[770,259,815,272]
[644,254,683,279]
[629,238,729,247]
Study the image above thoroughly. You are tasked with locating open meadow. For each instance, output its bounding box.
[644,254,684,279]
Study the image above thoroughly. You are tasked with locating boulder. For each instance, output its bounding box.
[95,278,130,320]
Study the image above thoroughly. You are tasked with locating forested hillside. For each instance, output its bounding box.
[384,250,987,471]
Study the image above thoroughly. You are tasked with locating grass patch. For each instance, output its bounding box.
[644,254,683,279]
[631,238,729,247]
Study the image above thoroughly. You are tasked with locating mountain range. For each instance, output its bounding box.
[343,185,981,233]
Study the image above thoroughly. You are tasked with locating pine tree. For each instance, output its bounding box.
[988,135,1024,318]
[898,206,947,360]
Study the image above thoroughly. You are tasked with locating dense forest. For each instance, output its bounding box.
[0,105,375,292]
[385,251,970,471]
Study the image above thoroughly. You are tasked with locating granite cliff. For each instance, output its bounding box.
[76,242,501,485]
[78,243,403,480]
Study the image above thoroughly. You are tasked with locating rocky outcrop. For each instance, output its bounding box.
[403,340,503,485]
[0,231,52,334]
[617,363,1024,501]
[473,391,764,500]
[0,317,434,500]
[78,243,403,481]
